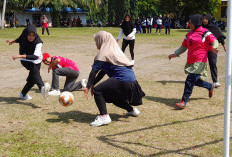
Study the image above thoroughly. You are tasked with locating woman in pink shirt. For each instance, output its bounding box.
[168,14,219,109]
[41,15,50,36]
[42,53,86,96]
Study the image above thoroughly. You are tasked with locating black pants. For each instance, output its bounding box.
[147,25,152,33]
[156,25,161,33]
[42,27,50,35]
[21,61,44,96]
[142,26,146,33]
[165,26,170,34]
[207,51,218,83]
[93,78,133,115]
[52,68,81,91]
[121,39,135,60]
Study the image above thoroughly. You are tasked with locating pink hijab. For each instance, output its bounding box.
[94,31,134,67]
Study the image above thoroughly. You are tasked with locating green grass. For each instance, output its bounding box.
[0,27,230,157]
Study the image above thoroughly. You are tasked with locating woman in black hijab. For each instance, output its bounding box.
[6,25,50,100]
[203,13,226,88]
[117,14,136,64]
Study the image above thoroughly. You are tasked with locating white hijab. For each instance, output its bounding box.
[94,31,134,67]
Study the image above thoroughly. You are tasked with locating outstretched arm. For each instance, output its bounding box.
[168,46,187,60]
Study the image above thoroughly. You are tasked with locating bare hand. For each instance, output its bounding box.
[12,55,18,60]
[116,39,119,42]
[6,40,13,45]
[168,54,177,60]
[82,88,89,100]
[212,48,219,54]
[126,36,131,40]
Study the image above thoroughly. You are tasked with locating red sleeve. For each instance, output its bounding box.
[182,35,188,48]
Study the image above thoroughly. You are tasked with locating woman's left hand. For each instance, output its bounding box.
[82,88,89,100]
[212,48,219,54]
[126,36,131,40]
[12,55,18,60]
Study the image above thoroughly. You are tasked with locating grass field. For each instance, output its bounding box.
[0,27,230,157]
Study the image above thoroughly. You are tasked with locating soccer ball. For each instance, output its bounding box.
[59,91,74,107]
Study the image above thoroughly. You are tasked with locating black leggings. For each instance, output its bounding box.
[207,50,218,83]
[21,61,44,96]
[93,77,133,115]
[42,27,50,35]
[121,39,135,60]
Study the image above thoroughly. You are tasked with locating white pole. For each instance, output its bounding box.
[1,0,6,29]
[223,0,232,156]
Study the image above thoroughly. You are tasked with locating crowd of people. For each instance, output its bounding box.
[135,14,171,35]
[5,12,226,126]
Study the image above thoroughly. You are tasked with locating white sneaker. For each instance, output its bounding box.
[130,60,135,65]
[213,82,221,88]
[41,82,51,97]
[19,92,32,100]
[81,79,87,88]
[48,89,60,96]
[126,108,140,117]
[91,115,112,127]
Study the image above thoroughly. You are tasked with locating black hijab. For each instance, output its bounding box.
[189,14,203,29]
[121,14,135,36]
[15,25,43,55]
[202,13,226,43]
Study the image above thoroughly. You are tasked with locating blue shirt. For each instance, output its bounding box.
[92,61,136,81]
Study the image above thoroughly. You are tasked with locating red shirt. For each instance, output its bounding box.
[182,26,216,64]
[41,21,48,28]
[51,56,80,72]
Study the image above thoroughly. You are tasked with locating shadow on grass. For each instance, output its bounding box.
[144,96,207,108]
[0,96,41,108]
[157,80,185,85]
[97,112,225,157]
[46,111,128,124]
[30,88,41,93]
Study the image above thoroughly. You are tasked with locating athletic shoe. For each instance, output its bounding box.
[175,101,186,109]
[19,92,32,100]
[48,89,60,96]
[213,82,220,88]
[130,60,135,65]
[41,82,51,98]
[126,107,140,117]
[41,35,44,37]
[81,79,87,88]
[90,115,112,127]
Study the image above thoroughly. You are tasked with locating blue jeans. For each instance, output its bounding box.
[182,73,212,103]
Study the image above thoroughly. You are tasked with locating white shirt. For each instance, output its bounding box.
[141,20,147,26]
[20,43,43,64]
[117,28,136,40]
[147,18,153,26]
[156,19,162,25]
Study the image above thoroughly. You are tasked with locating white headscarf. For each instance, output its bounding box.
[94,31,134,67]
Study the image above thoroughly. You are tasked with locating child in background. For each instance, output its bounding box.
[42,53,87,96]
[168,14,219,109]
[6,25,50,100]
[41,15,50,36]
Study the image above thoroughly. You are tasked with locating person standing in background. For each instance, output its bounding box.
[41,15,50,36]
[147,16,153,33]
[141,17,147,33]
[156,15,162,35]
[135,17,142,33]
[164,13,171,35]
[117,14,136,63]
